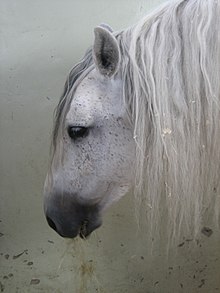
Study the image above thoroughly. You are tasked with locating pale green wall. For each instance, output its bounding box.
[0,1,220,292]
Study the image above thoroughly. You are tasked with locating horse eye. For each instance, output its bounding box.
[67,126,89,140]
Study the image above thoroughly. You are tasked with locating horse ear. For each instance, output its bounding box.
[93,25,120,77]
[99,23,114,33]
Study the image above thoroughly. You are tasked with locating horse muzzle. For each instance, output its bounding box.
[44,194,102,239]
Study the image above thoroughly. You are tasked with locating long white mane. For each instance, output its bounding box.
[52,0,220,245]
[118,0,220,242]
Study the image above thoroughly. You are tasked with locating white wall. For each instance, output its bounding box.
[0,1,220,292]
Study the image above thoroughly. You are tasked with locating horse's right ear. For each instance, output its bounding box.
[93,26,120,77]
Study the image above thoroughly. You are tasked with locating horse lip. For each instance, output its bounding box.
[56,228,79,239]
[79,218,102,239]
[79,219,89,239]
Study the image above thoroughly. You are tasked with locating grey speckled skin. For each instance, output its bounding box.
[44,26,135,238]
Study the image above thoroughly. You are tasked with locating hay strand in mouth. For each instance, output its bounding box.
[57,237,104,292]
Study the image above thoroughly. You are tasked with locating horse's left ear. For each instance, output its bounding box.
[93,25,120,77]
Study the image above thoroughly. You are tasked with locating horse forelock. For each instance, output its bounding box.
[50,0,220,246]
[51,48,94,153]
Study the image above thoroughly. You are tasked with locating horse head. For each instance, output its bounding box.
[44,26,135,238]
[44,0,220,243]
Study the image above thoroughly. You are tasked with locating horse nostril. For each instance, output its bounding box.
[46,216,57,232]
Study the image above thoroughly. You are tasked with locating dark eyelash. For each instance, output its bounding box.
[67,126,89,141]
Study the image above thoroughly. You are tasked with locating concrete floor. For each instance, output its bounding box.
[0,0,220,292]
